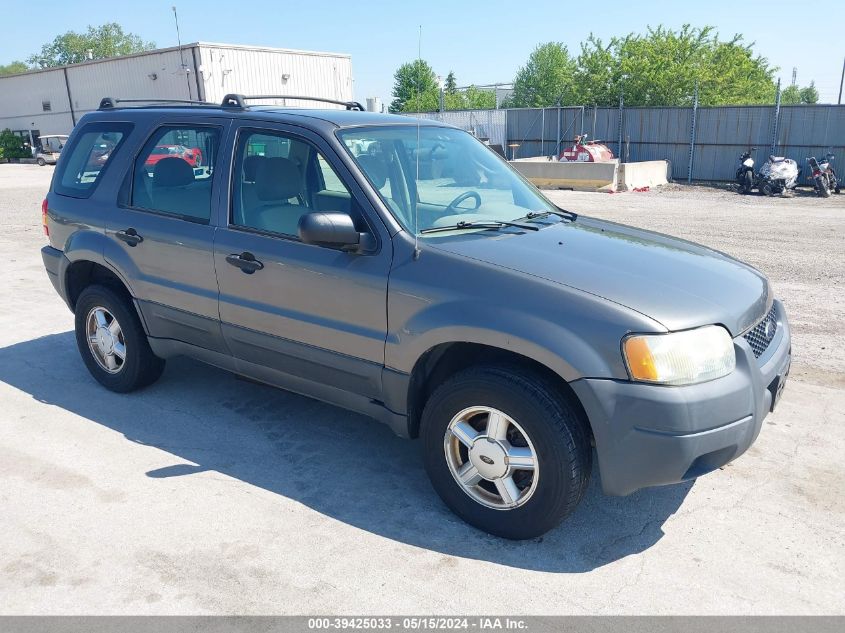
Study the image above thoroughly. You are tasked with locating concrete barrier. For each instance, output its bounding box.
[510,158,619,192]
[618,160,669,191]
[511,158,670,192]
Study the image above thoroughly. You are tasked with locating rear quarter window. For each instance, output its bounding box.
[53,122,133,198]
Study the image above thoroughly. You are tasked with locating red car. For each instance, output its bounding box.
[144,144,203,168]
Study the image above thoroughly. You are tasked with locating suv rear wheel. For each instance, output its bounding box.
[74,285,165,392]
[420,365,591,539]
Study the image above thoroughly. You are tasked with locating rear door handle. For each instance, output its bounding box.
[115,228,143,246]
[226,252,264,274]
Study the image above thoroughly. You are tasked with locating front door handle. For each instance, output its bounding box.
[115,228,143,246]
[226,252,264,274]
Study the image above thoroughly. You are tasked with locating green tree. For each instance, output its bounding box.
[571,25,776,106]
[389,59,439,113]
[0,129,29,160]
[780,81,819,104]
[444,71,457,95]
[27,23,155,68]
[0,61,29,76]
[440,85,496,111]
[780,85,801,104]
[443,92,466,110]
[510,42,577,107]
[799,81,819,104]
[462,85,496,109]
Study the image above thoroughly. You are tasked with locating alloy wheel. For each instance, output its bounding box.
[85,306,127,374]
[443,406,539,510]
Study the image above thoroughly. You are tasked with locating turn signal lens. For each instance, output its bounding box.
[623,325,736,385]
[41,198,49,237]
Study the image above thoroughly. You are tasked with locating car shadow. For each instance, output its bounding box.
[0,332,692,573]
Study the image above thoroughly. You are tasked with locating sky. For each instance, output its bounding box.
[2,0,844,104]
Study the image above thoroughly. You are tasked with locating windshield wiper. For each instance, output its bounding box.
[523,208,578,222]
[419,220,540,235]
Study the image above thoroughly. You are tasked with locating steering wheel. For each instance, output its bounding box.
[444,191,482,215]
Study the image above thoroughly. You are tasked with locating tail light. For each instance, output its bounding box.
[41,198,49,237]
[813,170,821,177]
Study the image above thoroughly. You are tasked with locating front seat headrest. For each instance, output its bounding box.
[255,157,301,201]
[243,155,265,182]
[356,154,388,189]
[153,157,195,187]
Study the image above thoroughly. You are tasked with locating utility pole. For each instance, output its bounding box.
[617,90,624,160]
[688,79,699,184]
[771,78,782,156]
[839,56,844,105]
[437,76,444,113]
[791,67,797,86]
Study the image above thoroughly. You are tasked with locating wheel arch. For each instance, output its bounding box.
[404,341,592,441]
[63,259,150,335]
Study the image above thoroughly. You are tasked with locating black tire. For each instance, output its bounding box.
[817,176,831,198]
[741,171,753,194]
[37,157,46,166]
[74,284,165,392]
[420,365,591,539]
[761,182,775,196]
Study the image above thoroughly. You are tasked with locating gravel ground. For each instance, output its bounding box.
[0,164,843,615]
[545,185,845,387]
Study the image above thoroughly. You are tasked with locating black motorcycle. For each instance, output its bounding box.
[807,154,840,198]
[735,148,756,194]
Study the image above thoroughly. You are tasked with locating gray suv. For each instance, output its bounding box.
[41,95,791,539]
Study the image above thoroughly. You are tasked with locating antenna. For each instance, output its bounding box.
[172,6,192,98]
[413,25,422,260]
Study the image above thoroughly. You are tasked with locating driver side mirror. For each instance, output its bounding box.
[298,212,375,254]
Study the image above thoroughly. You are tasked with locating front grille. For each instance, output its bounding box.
[744,304,778,358]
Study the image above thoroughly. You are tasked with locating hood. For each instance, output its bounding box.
[429,217,769,336]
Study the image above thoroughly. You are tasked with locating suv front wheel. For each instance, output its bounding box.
[421,365,591,539]
[74,284,165,392]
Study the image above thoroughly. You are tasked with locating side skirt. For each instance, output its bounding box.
[147,337,410,438]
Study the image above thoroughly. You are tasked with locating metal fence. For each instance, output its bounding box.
[408,104,845,182]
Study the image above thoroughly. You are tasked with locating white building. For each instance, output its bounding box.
[0,42,354,145]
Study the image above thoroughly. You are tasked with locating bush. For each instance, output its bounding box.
[0,129,31,159]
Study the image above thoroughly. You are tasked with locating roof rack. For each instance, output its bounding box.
[98,97,211,110]
[221,93,365,111]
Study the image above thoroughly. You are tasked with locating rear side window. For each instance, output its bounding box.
[130,125,221,222]
[53,122,132,198]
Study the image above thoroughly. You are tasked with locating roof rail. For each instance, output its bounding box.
[98,97,210,110]
[221,93,365,111]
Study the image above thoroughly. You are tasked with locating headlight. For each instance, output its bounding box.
[622,325,736,385]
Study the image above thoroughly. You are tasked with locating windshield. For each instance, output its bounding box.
[337,125,557,235]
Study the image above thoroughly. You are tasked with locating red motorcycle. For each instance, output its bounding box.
[558,134,615,162]
[806,154,840,198]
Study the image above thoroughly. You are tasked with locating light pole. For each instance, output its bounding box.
[436,75,445,113]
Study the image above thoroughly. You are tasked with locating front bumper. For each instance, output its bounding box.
[570,300,791,496]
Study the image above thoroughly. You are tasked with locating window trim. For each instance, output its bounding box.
[227,125,378,248]
[122,122,223,225]
[53,121,134,199]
